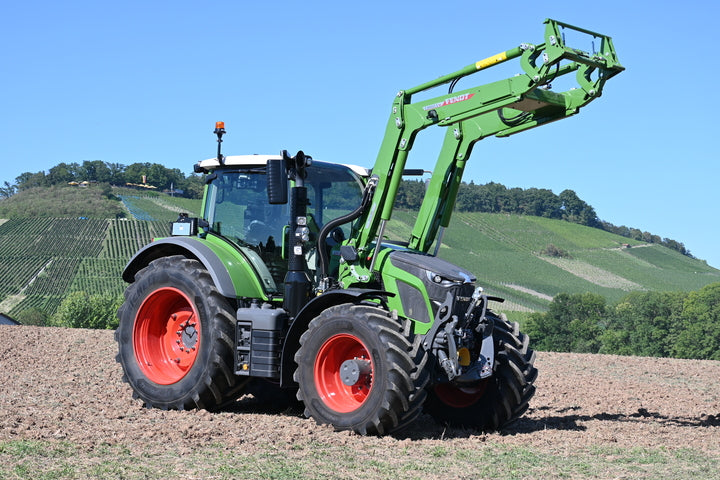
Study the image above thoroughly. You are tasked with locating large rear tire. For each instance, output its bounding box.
[116,255,247,410]
[294,304,427,435]
[424,312,537,431]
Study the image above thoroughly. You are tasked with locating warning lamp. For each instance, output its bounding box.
[214,121,226,164]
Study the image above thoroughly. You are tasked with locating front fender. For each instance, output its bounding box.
[122,236,267,300]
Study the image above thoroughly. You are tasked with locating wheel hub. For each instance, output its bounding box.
[177,318,198,352]
[340,358,372,386]
[314,333,374,413]
[133,287,201,385]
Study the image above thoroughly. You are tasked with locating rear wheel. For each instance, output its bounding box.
[116,255,247,410]
[294,304,426,435]
[424,312,537,431]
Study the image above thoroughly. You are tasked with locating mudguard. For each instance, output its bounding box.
[122,236,266,300]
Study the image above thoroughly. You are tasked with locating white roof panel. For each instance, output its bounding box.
[197,155,370,177]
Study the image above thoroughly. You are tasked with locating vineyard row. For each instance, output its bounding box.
[0,218,164,317]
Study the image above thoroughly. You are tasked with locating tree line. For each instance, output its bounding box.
[1,160,204,199]
[524,283,720,360]
[1,161,690,257]
[397,180,692,257]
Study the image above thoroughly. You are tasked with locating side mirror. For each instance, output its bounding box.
[267,158,288,204]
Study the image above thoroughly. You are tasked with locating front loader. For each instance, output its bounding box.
[116,19,623,435]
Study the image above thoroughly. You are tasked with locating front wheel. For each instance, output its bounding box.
[116,255,247,410]
[294,304,426,435]
[424,312,537,431]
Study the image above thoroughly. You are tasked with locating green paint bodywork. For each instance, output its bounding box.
[201,234,270,300]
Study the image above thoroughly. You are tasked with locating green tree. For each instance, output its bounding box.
[455,181,481,211]
[673,283,720,360]
[51,291,122,329]
[559,189,598,227]
[106,162,126,185]
[81,160,112,183]
[124,162,152,185]
[15,171,48,190]
[601,291,686,357]
[14,307,49,326]
[0,181,16,199]
[396,180,426,209]
[525,292,607,353]
[179,174,205,199]
[521,188,561,218]
[499,186,521,213]
[47,162,79,185]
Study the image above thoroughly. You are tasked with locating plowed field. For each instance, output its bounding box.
[1,325,719,479]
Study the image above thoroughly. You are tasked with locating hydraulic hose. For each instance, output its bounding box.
[317,177,377,281]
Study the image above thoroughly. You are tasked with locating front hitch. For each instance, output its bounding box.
[428,290,501,383]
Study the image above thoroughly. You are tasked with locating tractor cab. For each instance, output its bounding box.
[196,155,368,291]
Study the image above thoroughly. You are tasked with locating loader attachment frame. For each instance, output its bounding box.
[344,19,623,274]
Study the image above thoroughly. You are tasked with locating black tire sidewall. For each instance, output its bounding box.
[116,257,230,409]
[297,314,392,428]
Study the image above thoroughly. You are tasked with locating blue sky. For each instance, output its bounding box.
[2,1,718,268]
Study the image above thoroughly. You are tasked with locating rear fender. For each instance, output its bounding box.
[122,237,266,300]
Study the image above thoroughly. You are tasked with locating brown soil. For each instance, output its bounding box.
[1,325,719,464]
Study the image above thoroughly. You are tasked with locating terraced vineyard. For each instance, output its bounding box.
[389,211,720,313]
[1,200,718,321]
[0,218,164,318]
[0,190,202,320]
[117,194,200,223]
[100,219,168,259]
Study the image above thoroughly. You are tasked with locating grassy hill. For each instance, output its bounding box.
[423,212,719,311]
[0,188,718,321]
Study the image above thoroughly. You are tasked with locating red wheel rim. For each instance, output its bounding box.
[133,287,201,385]
[434,381,488,408]
[314,334,373,413]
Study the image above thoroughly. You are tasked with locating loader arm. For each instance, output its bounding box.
[346,19,623,272]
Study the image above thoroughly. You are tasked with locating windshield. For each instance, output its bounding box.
[203,162,365,293]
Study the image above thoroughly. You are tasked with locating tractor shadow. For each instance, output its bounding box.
[515,405,720,431]
[394,406,720,441]
[215,383,720,440]
[216,379,305,417]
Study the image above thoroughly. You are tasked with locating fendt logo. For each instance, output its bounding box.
[423,93,475,111]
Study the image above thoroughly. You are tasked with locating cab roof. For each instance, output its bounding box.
[197,155,370,178]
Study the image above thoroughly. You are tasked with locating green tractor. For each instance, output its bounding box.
[116,19,623,435]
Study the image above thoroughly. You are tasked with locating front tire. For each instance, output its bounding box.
[116,255,247,410]
[424,312,537,431]
[294,304,426,435]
